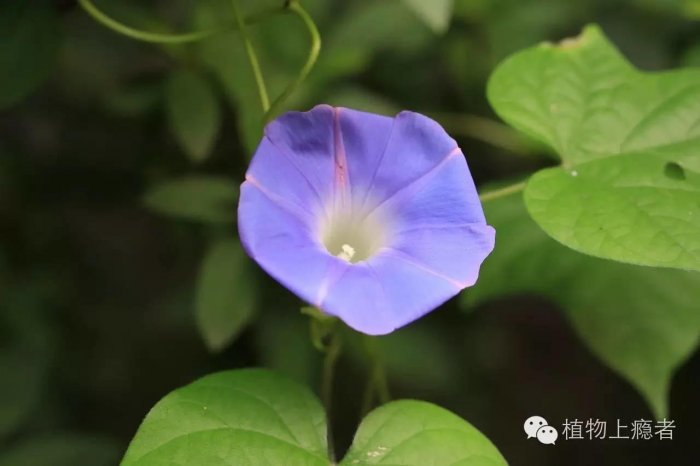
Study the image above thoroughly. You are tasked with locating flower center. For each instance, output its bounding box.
[320,206,389,264]
[336,244,356,262]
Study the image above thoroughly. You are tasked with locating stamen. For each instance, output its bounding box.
[337,244,356,262]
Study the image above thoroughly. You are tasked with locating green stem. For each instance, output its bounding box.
[78,0,283,44]
[230,0,270,112]
[478,181,527,203]
[264,0,321,123]
[304,307,341,461]
[373,360,391,404]
[362,336,391,411]
[360,373,376,417]
[321,329,341,463]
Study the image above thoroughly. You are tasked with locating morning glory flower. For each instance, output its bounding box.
[238,105,495,335]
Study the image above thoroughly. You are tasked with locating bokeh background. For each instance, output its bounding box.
[1,0,699,465]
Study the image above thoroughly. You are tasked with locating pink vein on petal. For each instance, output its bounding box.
[381,247,467,290]
[315,261,350,308]
[263,134,328,214]
[360,114,399,210]
[365,262,394,333]
[244,175,313,224]
[332,107,349,202]
[362,146,462,220]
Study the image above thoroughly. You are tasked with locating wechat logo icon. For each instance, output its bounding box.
[524,416,558,445]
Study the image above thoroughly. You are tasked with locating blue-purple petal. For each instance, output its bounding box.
[369,149,485,226]
[246,137,328,219]
[239,106,496,335]
[254,105,337,213]
[321,254,462,335]
[238,182,334,307]
[344,110,458,208]
[336,108,394,200]
[385,223,495,288]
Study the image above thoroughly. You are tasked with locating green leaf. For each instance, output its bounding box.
[196,239,257,352]
[121,369,329,466]
[0,433,120,466]
[143,176,238,223]
[465,191,700,418]
[0,0,60,109]
[165,70,221,163]
[122,370,508,466]
[401,0,454,34]
[487,24,700,271]
[341,400,507,466]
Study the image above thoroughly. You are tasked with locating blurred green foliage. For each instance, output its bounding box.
[0,0,61,109]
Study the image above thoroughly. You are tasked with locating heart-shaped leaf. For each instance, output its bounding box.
[121,369,328,466]
[121,370,507,466]
[488,24,700,272]
[465,191,700,418]
[341,400,507,465]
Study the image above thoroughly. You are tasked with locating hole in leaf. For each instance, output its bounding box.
[664,162,685,181]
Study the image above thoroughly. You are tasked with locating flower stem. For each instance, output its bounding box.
[78,0,283,44]
[263,0,321,123]
[230,0,270,113]
[478,181,527,203]
[361,335,391,417]
[303,306,342,461]
[360,374,376,417]
[373,358,391,404]
[321,328,341,462]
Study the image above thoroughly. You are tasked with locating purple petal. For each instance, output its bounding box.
[238,182,334,306]
[369,149,486,226]
[249,105,337,217]
[321,254,463,335]
[239,106,496,335]
[317,263,393,334]
[339,110,458,207]
[385,223,496,288]
[246,137,327,218]
[335,108,393,200]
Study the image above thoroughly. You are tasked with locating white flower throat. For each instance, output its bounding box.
[319,200,390,264]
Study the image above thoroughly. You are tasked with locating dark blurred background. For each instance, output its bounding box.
[1,0,699,465]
